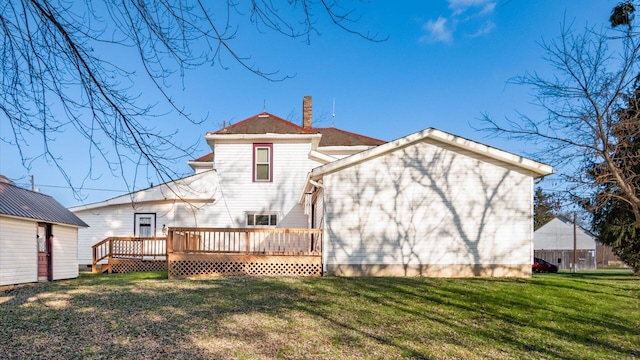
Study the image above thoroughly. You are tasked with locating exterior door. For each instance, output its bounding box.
[37,223,52,281]
[134,213,156,237]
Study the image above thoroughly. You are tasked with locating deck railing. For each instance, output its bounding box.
[92,237,166,271]
[167,227,322,255]
[91,228,323,276]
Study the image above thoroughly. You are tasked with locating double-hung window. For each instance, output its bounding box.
[253,143,272,182]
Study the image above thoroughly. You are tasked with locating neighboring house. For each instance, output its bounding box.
[0,180,88,286]
[70,96,553,277]
[534,217,597,271]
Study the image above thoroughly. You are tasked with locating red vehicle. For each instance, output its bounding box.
[533,257,559,273]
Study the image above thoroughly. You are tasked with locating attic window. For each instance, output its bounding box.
[253,143,272,182]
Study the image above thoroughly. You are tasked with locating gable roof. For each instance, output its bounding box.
[210,112,386,147]
[554,215,596,237]
[301,127,554,204]
[0,182,88,227]
[534,217,595,250]
[310,127,554,180]
[215,112,311,135]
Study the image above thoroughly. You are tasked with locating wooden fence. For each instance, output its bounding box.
[167,227,323,278]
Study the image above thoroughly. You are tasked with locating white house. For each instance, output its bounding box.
[70,96,553,277]
[534,217,597,271]
[0,180,88,286]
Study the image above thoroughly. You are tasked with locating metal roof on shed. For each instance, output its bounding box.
[0,182,88,227]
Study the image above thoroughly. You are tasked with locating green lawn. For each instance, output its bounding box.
[1,270,638,359]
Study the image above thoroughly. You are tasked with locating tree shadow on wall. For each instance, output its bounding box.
[325,140,531,276]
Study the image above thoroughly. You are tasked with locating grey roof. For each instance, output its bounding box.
[0,182,88,227]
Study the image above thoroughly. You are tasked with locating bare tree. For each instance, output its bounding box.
[0,0,383,198]
[481,17,640,216]
[481,3,640,272]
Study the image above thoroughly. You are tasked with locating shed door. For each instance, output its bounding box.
[37,223,52,281]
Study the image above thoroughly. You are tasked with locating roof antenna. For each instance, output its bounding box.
[263,99,267,113]
[332,98,336,127]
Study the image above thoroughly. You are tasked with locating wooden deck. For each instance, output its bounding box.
[167,227,323,278]
[92,227,323,277]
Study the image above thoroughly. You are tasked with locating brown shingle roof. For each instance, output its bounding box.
[0,182,88,227]
[215,112,311,135]
[211,112,386,147]
[193,152,213,162]
[313,127,386,147]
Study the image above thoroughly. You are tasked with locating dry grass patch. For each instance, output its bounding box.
[0,270,638,359]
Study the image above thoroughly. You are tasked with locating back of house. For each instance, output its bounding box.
[70,96,553,277]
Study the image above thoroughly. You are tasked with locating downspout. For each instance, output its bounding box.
[530,176,535,276]
[309,179,327,276]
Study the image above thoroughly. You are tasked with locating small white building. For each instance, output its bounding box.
[534,217,597,270]
[0,181,88,286]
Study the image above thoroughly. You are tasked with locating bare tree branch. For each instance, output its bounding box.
[480,21,640,217]
[0,0,383,200]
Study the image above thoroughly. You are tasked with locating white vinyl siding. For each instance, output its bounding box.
[214,140,321,229]
[75,203,177,265]
[73,171,221,265]
[0,217,37,286]
[51,225,79,281]
[0,216,81,285]
[322,139,534,269]
[73,142,322,265]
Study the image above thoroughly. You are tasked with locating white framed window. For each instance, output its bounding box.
[253,143,272,182]
[134,213,156,237]
[246,212,278,227]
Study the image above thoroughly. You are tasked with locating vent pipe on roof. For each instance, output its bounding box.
[30,174,38,192]
[303,95,312,129]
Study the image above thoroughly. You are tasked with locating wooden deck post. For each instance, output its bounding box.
[166,229,173,254]
[166,229,173,279]
[107,238,113,274]
[92,247,97,273]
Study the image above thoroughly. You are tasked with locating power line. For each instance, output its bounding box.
[13,182,127,193]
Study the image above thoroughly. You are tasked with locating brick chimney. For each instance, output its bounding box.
[303,95,312,129]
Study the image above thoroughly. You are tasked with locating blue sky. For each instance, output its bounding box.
[0,1,615,206]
